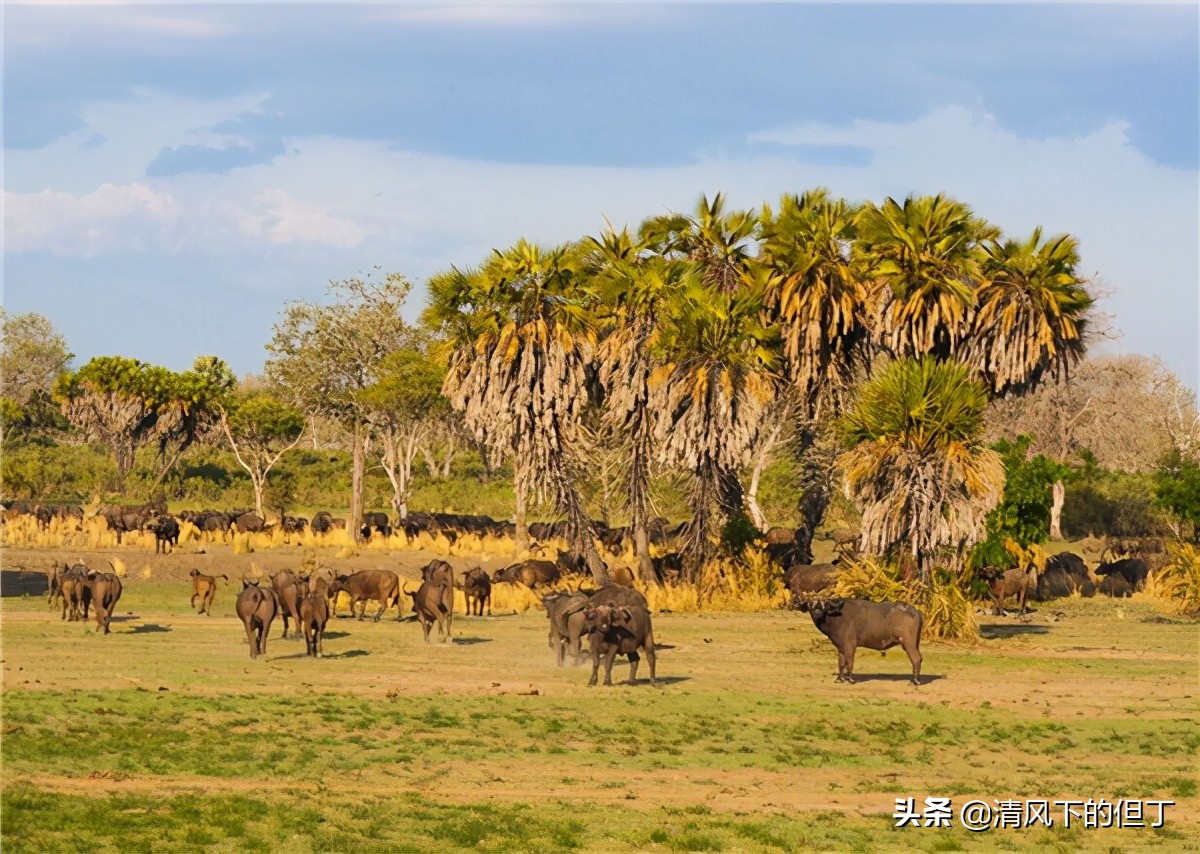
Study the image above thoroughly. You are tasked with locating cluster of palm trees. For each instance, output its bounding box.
[425,190,1094,586]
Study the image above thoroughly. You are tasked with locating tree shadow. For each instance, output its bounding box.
[129,623,172,634]
[980,624,1051,639]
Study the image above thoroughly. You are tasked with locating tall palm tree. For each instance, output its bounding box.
[589,225,682,584]
[642,193,758,294]
[839,358,1005,582]
[968,228,1094,396]
[434,239,611,584]
[759,190,872,416]
[650,274,780,570]
[857,194,998,364]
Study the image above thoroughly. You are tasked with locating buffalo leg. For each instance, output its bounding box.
[903,640,923,685]
[373,598,387,622]
[603,647,619,686]
[245,621,259,659]
[627,651,640,685]
[645,642,657,685]
[587,646,601,687]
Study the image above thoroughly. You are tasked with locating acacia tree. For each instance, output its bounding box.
[266,272,413,541]
[431,239,611,584]
[359,343,446,520]
[54,355,231,491]
[0,309,73,447]
[219,391,306,521]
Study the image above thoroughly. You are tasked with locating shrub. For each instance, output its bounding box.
[832,557,978,640]
[1145,543,1200,618]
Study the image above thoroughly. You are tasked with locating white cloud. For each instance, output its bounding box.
[4,183,181,256]
[236,189,365,248]
[4,98,1196,386]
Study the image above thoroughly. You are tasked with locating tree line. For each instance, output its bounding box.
[4,190,1198,587]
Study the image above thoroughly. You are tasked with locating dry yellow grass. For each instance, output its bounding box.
[1145,542,1200,617]
[833,556,978,640]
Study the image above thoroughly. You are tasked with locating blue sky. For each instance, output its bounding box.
[4,3,1198,389]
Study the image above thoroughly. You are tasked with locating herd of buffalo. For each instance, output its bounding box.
[18,501,1163,686]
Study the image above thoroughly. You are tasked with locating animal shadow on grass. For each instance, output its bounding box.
[451,636,491,646]
[652,671,691,686]
[322,631,350,640]
[843,673,944,684]
[1,570,47,597]
[130,623,171,634]
[979,624,1051,639]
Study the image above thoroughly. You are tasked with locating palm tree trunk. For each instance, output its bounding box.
[514,484,528,549]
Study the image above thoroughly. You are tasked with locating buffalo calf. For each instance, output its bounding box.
[190,569,228,615]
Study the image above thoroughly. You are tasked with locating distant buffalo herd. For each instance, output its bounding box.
[14,500,1168,685]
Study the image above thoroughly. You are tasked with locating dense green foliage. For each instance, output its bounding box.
[1154,449,1200,542]
[969,436,1068,569]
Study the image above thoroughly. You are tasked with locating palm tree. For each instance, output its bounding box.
[650,274,780,570]
[857,194,998,364]
[589,225,682,584]
[433,239,611,585]
[759,189,872,417]
[968,228,1094,396]
[641,193,758,294]
[839,358,1005,582]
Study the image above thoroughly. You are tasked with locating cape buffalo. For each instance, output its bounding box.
[327,570,401,622]
[236,581,278,659]
[796,597,924,685]
[583,604,656,687]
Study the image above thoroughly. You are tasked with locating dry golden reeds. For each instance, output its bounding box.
[1144,543,1200,618]
[833,556,978,640]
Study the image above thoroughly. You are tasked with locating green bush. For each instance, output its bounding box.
[0,441,117,500]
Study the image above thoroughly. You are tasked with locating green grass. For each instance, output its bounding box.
[3,591,1198,852]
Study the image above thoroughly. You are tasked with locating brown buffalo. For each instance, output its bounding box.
[459,567,492,616]
[583,603,657,687]
[84,569,123,634]
[189,569,228,615]
[236,581,278,659]
[327,570,401,622]
[795,597,924,685]
[984,566,1037,615]
[300,578,330,657]
[407,581,453,643]
[493,560,561,589]
[59,563,90,622]
[542,590,592,666]
[270,570,308,638]
[783,563,839,598]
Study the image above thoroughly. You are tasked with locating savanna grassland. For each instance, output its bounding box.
[2,534,1199,853]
